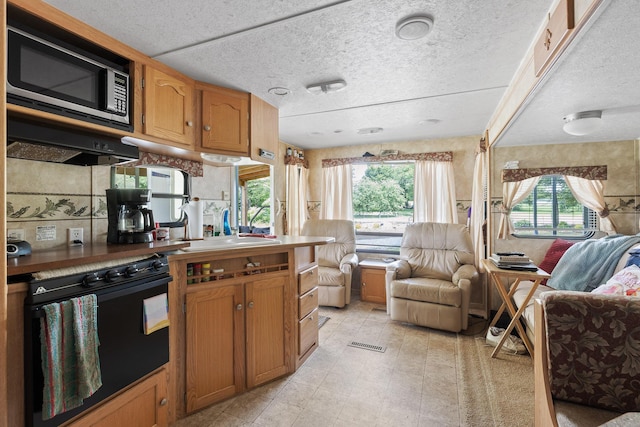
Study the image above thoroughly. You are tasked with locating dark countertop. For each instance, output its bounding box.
[7,240,190,277]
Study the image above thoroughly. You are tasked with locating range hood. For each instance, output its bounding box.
[7,118,139,166]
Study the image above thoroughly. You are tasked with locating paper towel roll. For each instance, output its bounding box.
[183,199,204,240]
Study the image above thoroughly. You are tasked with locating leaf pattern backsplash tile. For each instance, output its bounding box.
[7,194,94,220]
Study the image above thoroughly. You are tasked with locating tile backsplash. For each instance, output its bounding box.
[6,158,233,250]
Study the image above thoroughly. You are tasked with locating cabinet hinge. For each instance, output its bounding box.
[184,392,187,404]
[141,77,145,89]
[142,114,145,125]
[183,302,186,314]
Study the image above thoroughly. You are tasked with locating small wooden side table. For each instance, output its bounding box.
[359,259,389,305]
[481,259,550,358]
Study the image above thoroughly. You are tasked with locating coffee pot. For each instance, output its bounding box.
[107,189,156,244]
[118,206,154,233]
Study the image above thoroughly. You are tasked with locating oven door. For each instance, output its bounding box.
[24,275,171,427]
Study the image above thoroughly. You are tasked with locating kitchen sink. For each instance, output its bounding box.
[181,236,281,252]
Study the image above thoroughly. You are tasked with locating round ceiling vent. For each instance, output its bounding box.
[395,15,434,40]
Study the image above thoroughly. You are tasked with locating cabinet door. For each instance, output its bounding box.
[201,87,249,155]
[245,275,291,388]
[249,94,279,165]
[68,369,168,427]
[143,65,195,146]
[185,284,245,412]
[361,267,387,304]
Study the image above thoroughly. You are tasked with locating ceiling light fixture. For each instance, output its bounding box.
[268,87,290,96]
[357,127,384,135]
[395,15,434,40]
[562,110,603,136]
[306,80,347,95]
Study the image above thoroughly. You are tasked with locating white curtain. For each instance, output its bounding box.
[285,165,308,236]
[321,164,353,220]
[497,176,540,239]
[414,160,457,223]
[564,175,617,234]
[470,150,487,270]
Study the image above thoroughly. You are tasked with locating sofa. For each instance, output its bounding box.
[534,292,640,426]
[512,235,640,344]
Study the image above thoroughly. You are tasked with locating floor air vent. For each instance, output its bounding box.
[348,341,386,353]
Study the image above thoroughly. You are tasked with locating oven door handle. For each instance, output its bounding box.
[30,274,172,318]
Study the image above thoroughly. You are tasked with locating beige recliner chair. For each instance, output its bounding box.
[301,219,358,308]
[385,222,478,332]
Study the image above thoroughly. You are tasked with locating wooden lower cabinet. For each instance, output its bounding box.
[66,368,168,427]
[360,260,387,305]
[185,274,290,413]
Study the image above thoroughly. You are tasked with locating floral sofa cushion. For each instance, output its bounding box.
[542,291,640,413]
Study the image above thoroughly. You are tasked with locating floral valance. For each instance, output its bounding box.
[123,151,203,177]
[322,151,452,168]
[501,165,607,182]
[284,155,309,169]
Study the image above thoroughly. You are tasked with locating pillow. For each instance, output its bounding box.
[539,239,575,286]
[625,249,640,268]
[592,265,640,296]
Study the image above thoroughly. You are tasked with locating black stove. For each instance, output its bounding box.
[26,253,169,306]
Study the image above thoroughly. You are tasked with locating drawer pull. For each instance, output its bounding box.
[236,304,243,311]
[159,398,168,406]
[248,301,254,308]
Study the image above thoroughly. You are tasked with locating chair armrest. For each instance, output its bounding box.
[385,259,411,280]
[539,291,640,413]
[452,264,478,286]
[340,253,359,274]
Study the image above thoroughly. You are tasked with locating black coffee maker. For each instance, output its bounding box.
[106,188,155,244]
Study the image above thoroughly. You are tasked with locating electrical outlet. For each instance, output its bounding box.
[8,229,25,241]
[68,228,84,246]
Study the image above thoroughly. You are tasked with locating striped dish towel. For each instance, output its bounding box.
[40,294,102,420]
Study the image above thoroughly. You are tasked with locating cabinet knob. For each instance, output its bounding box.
[186,121,193,127]
[248,301,254,308]
[236,303,243,311]
[309,293,313,297]
[308,316,313,322]
[362,282,366,287]
[159,398,168,406]
[204,125,211,131]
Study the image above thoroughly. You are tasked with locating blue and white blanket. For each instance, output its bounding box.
[547,234,640,292]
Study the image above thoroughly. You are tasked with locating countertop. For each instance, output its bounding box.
[167,236,334,261]
[7,240,190,277]
[7,236,333,277]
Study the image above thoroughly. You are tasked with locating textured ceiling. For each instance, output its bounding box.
[496,0,640,146]
[44,0,601,150]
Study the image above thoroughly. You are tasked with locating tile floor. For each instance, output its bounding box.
[176,296,467,427]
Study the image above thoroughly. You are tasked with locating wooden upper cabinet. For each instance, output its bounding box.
[199,86,249,156]
[142,65,195,147]
[533,0,575,76]
[249,95,279,166]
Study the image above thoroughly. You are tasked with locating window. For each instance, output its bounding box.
[352,162,414,253]
[511,175,597,238]
[112,166,188,226]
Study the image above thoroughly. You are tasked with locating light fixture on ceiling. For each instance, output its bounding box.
[306,80,347,95]
[268,86,290,96]
[562,110,603,136]
[357,127,384,135]
[395,15,434,40]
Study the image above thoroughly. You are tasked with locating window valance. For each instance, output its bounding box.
[284,154,309,169]
[123,151,203,177]
[322,151,452,167]
[501,165,607,182]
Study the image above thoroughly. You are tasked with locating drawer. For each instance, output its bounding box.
[298,265,318,294]
[299,287,318,319]
[299,308,318,356]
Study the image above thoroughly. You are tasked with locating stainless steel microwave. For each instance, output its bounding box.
[7,26,131,131]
